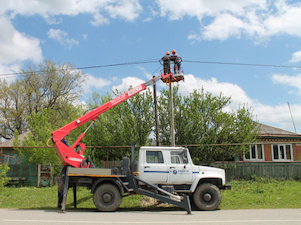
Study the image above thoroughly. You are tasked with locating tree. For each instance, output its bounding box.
[14,103,85,166]
[0,59,86,140]
[0,163,10,188]
[14,108,57,165]
[83,85,257,165]
[158,87,258,163]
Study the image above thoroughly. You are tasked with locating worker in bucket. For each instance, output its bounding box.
[161,51,171,75]
[171,49,181,74]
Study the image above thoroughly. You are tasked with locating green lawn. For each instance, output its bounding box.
[1,179,301,210]
[220,178,301,209]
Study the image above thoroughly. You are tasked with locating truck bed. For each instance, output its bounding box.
[67,167,125,177]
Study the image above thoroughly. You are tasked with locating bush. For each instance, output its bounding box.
[0,164,10,187]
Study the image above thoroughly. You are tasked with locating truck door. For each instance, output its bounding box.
[140,150,168,184]
[168,150,193,184]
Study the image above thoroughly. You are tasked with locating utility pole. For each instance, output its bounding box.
[287,101,297,133]
[169,81,175,146]
[153,76,160,146]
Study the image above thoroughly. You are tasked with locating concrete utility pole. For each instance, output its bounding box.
[153,76,160,146]
[169,81,175,146]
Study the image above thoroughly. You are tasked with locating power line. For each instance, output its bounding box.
[184,60,301,69]
[0,59,300,78]
[0,59,159,78]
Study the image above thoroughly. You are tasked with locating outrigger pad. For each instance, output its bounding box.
[161,73,184,83]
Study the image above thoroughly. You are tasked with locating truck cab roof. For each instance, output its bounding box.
[140,146,187,151]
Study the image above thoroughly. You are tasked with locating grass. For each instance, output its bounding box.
[1,178,301,210]
[220,178,301,209]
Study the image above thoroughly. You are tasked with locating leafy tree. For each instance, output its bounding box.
[14,108,58,165]
[83,85,257,165]
[14,103,85,166]
[0,59,86,140]
[0,164,10,188]
[158,87,258,163]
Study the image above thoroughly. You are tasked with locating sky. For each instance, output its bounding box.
[1,0,301,133]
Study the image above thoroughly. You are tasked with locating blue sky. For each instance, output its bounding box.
[2,0,301,132]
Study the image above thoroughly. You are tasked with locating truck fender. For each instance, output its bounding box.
[190,177,223,192]
[91,178,124,196]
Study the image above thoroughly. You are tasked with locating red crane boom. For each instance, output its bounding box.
[51,72,184,168]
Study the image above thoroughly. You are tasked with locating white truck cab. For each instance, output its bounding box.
[137,146,230,210]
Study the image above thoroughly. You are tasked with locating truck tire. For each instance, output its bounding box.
[93,183,122,212]
[193,183,221,211]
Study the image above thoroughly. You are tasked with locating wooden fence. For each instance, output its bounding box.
[212,162,301,181]
[6,164,53,187]
[5,161,301,186]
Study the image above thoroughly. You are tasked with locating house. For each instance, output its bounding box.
[243,123,301,162]
[0,131,29,164]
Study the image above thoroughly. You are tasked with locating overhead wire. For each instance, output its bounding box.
[184,60,301,69]
[0,59,159,78]
[0,59,300,78]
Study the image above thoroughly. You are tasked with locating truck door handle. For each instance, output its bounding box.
[170,167,175,169]
[144,166,150,169]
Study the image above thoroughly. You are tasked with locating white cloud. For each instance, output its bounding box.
[271,73,301,94]
[201,13,245,41]
[264,1,301,37]
[157,0,266,20]
[82,34,88,40]
[253,102,301,132]
[289,51,301,63]
[0,17,42,64]
[2,0,142,25]
[112,76,145,93]
[105,0,142,21]
[157,0,301,42]
[85,74,111,92]
[178,74,252,109]
[47,29,78,49]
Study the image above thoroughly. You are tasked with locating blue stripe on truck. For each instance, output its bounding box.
[144,171,169,173]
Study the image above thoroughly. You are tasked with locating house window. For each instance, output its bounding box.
[244,144,264,161]
[146,151,164,163]
[272,144,293,161]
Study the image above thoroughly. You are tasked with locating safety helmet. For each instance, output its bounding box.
[172,49,176,54]
[166,51,170,55]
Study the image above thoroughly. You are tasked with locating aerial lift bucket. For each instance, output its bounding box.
[161,72,184,83]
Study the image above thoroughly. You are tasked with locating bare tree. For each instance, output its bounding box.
[0,60,86,140]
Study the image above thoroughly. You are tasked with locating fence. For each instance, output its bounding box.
[212,162,301,181]
[2,144,301,185]
[100,160,301,181]
[6,164,53,187]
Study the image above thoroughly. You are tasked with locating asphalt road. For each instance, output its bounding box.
[1,208,301,225]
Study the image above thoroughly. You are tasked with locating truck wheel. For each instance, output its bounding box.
[193,183,221,211]
[93,184,122,212]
